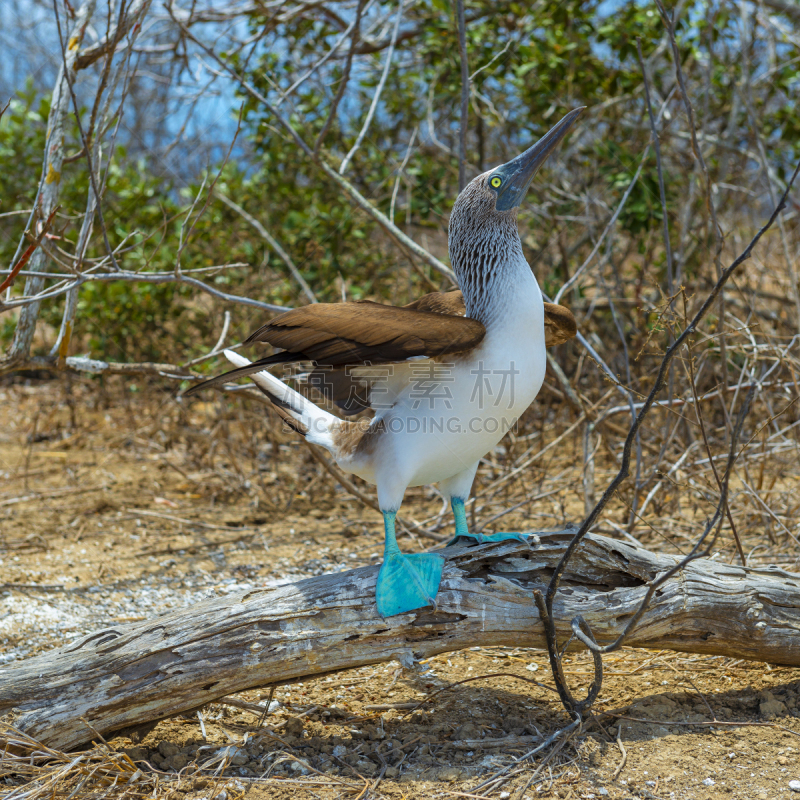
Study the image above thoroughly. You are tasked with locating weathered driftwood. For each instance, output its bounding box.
[2,531,800,751]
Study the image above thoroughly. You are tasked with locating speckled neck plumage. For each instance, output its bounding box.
[448,176,529,328]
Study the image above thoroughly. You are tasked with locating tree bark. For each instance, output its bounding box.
[2,531,800,751]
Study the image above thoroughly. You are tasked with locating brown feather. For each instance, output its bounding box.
[404,289,466,316]
[245,300,485,364]
[306,292,577,414]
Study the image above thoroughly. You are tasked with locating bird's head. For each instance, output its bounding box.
[450,107,585,231]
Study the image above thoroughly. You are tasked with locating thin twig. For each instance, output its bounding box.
[554,150,648,304]
[683,340,747,564]
[0,207,60,294]
[455,0,469,191]
[215,192,317,304]
[0,269,288,314]
[314,0,367,153]
[53,0,122,273]
[656,0,730,424]
[339,0,406,175]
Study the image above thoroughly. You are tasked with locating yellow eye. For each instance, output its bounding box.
[490,176,502,188]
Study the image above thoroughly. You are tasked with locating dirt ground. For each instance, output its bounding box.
[2,378,800,800]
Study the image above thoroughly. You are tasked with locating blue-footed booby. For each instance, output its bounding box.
[185,107,582,618]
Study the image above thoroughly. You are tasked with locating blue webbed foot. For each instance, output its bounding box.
[376,550,444,618]
[446,497,532,546]
[376,510,444,618]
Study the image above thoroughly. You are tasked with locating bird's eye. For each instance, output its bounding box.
[490,176,502,189]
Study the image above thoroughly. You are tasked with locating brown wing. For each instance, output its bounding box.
[306,293,578,415]
[244,300,485,363]
[184,299,485,396]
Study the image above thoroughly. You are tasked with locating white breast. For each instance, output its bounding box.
[341,267,546,491]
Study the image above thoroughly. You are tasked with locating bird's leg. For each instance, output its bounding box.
[451,497,471,539]
[375,510,444,618]
[448,497,530,546]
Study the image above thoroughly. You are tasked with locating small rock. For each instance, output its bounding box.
[454,723,480,740]
[790,780,800,793]
[598,790,609,797]
[158,741,179,758]
[779,756,790,766]
[437,767,463,782]
[124,746,148,762]
[503,717,526,733]
[385,766,399,778]
[284,716,305,736]
[332,744,347,759]
[702,778,715,786]
[499,793,511,799]
[356,759,377,776]
[165,753,188,770]
[759,691,787,720]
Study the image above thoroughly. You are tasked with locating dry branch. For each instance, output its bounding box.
[2,531,800,751]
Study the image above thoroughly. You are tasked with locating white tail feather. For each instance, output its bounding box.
[223,350,336,449]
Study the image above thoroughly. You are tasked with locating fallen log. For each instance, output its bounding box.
[2,530,800,751]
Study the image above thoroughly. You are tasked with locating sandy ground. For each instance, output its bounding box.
[2,379,800,799]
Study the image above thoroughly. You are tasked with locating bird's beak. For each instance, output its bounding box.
[495,107,585,211]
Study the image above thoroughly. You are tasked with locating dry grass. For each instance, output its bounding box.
[0,722,163,800]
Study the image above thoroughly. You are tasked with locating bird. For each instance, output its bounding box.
[185,107,583,618]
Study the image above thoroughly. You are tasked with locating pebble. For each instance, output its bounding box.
[789,780,800,792]
[158,741,179,757]
[284,716,305,736]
